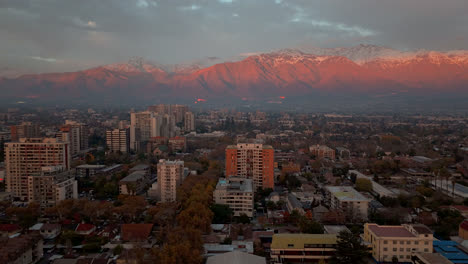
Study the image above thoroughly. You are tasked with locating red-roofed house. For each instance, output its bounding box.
[459,220,468,240]
[0,224,21,238]
[121,224,153,242]
[363,223,433,263]
[75,223,96,236]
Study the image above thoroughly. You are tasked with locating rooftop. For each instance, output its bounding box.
[216,177,253,193]
[271,234,337,249]
[121,223,153,242]
[366,224,415,238]
[433,240,468,264]
[326,186,370,202]
[413,253,452,264]
[206,251,266,264]
[76,164,106,169]
[119,171,146,183]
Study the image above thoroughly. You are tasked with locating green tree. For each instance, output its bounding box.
[298,216,324,234]
[210,204,233,224]
[331,230,368,264]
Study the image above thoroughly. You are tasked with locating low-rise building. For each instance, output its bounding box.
[214,177,254,217]
[0,233,43,264]
[75,164,106,178]
[119,171,147,195]
[270,234,337,264]
[325,186,370,221]
[363,223,433,263]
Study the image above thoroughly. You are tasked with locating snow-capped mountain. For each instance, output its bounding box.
[0,44,467,104]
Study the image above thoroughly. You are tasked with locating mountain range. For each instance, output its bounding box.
[1,44,467,105]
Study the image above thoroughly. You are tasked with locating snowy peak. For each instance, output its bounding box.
[103,57,165,73]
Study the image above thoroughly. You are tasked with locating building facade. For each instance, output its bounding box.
[325,186,370,221]
[106,128,130,153]
[157,159,184,202]
[5,138,71,201]
[363,223,434,263]
[214,177,254,217]
[28,166,78,208]
[309,145,335,160]
[225,143,275,190]
[270,234,337,263]
[10,122,40,142]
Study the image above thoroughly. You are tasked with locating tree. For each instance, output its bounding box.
[211,204,233,224]
[236,213,251,224]
[355,178,372,192]
[331,230,368,264]
[298,216,324,234]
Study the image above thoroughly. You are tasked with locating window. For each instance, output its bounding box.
[383,248,388,251]
[287,244,294,248]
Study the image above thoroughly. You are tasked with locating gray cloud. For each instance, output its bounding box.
[0,0,467,74]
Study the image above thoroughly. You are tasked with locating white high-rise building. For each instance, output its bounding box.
[157,159,184,202]
[5,138,71,201]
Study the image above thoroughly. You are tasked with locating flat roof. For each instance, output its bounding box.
[271,234,337,249]
[216,177,253,193]
[120,171,145,182]
[367,224,415,238]
[326,186,370,202]
[414,253,452,264]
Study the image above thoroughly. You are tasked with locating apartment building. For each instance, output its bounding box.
[185,111,195,132]
[28,166,78,208]
[106,128,130,153]
[5,138,71,201]
[130,111,161,151]
[325,186,370,221]
[270,234,337,263]
[225,143,275,190]
[214,177,254,217]
[309,145,335,160]
[363,223,434,263]
[157,159,185,202]
[10,122,40,142]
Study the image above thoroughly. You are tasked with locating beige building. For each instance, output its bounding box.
[363,223,433,263]
[214,177,254,217]
[5,138,71,201]
[309,145,335,160]
[130,111,162,151]
[157,159,184,202]
[10,122,40,142]
[106,128,130,153]
[325,186,370,221]
[270,234,337,263]
[28,166,78,208]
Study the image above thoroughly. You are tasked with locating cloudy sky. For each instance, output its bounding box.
[1,0,467,74]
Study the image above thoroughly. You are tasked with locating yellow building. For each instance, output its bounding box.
[270,234,337,263]
[363,223,433,263]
